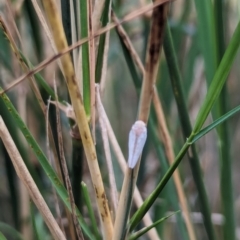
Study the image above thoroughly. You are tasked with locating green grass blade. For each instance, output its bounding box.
[194,0,217,83]
[128,142,190,232]
[0,87,95,239]
[80,0,91,117]
[0,222,25,240]
[128,211,180,240]
[30,202,41,240]
[163,22,215,240]
[81,182,101,240]
[192,20,240,134]
[116,19,188,239]
[0,232,7,240]
[190,104,240,144]
[95,0,111,83]
[214,1,236,238]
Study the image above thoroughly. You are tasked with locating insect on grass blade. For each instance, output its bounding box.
[128,120,147,169]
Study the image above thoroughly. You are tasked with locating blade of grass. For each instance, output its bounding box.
[129,17,240,233]
[112,9,191,239]
[81,182,101,240]
[95,0,111,83]
[192,19,240,134]
[163,22,215,239]
[214,1,236,239]
[0,223,25,240]
[0,87,94,239]
[190,104,240,144]
[193,0,217,84]
[79,0,91,118]
[0,232,7,240]
[42,1,113,238]
[30,202,40,240]
[129,211,180,240]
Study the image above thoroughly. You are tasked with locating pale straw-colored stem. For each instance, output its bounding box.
[96,85,118,216]
[0,116,66,240]
[42,1,113,238]
[96,84,159,239]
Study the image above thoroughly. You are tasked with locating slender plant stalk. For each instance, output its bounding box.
[80,0,91,118]
[0,86,94,238]
[129,17,240,232]
[163,22,215,239]
[0,117,66,240]
[215,1,235,239]
[96,85,159,239]
[113,169,136,240]
[153,88,196,240]
[81,182,101,240]
[113,8,194,239]
[96,85,118,215]
[42,0,113,238]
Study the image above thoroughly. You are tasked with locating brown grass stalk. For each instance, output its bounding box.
[96,84,159,239]
[41,0,113,238]
[0,116,66,240]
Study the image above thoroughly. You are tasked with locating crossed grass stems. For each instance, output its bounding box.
[0,0,240,239]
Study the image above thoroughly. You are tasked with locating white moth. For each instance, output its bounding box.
[128,120,147,169]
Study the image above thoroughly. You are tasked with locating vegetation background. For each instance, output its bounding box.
[0,0,240,239]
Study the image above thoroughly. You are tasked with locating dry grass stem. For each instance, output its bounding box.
[92,0,106,31]
[138,4,168,122]
[42,0,113,238]
[0,116,66,240]
[96,85,118,216]
[153,88,197,240]
[96,87,160,239]
[30,0,63,73]
[111,11,145,75]
[113,168,136,239]
[0,0,171,95]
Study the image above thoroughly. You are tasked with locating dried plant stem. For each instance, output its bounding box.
[113,169,136,240]
[42,1,113,238]
[111,11,145,75]
[96,85,159,239]
[0,116,66,240]
[138,4,168,122]
[153,88,196,240]
[1,0,170,95]
[96,85,118,216]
